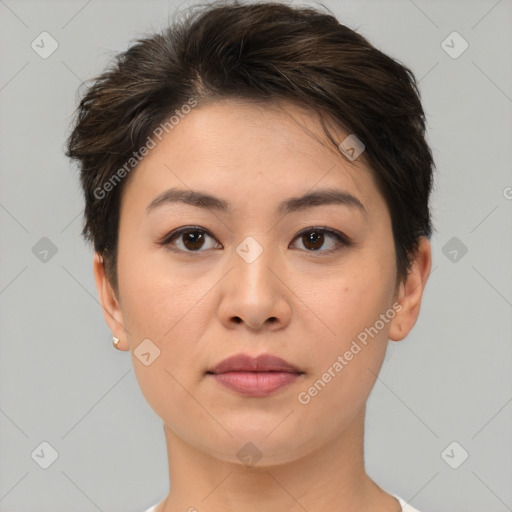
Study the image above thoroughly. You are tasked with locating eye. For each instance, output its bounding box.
[290,227,351,253]
[159,226,221,253]
[159,226,350,254]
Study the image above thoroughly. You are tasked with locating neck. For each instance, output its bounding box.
[158,405,398,512]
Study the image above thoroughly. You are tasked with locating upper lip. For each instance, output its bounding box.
[208,353,303,374]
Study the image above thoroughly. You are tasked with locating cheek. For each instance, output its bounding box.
[117,237,199,338]
[117,252,211,429]
[117,246,215,398]
[300,247,397,391]
[310,285,392,383]
[294,274,395,435]
[312,262,396,346]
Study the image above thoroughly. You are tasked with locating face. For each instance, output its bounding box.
[95,99,430,466]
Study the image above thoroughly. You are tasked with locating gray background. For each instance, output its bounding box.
[1,0,511,511]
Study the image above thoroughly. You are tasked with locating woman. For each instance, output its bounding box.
[66,1,434,511]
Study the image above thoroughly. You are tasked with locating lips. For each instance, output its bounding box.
[206,353,304,397]
[208,353,302,374]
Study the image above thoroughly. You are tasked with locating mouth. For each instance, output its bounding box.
[206,353,305,397]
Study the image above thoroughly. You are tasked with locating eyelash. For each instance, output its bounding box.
[158,226,351,256]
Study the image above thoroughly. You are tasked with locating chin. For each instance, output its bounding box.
[194,423,320,468]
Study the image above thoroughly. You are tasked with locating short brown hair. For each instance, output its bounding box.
[66,0,435,296]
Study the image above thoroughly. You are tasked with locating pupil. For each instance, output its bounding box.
[304,231,323,250]
[184,231,204,250]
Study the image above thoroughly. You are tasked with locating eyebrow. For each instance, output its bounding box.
[146,187,367,216]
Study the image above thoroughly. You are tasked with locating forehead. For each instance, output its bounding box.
[161,98,352,161]
[121,98,383,218]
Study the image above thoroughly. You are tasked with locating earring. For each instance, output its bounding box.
[112,336,121,349]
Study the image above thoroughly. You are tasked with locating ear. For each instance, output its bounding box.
[388,237,432,342]
[93,252,128,351]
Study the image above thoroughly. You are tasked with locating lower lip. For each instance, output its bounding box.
[209,371,301,397]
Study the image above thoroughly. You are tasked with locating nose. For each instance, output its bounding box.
[217,242,292,331]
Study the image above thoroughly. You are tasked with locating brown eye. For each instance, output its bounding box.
[160,226,350,255]
[291,227,350,253]
[181,230,206,250]
[302,230,325,250]
[162,227,221,253]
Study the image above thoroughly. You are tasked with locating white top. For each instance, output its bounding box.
[392,494,423,512]
[143,494,422,512]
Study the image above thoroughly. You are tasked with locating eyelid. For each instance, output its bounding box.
[291,226,351,248]
[158,225,351,254]
[158,225,221,252]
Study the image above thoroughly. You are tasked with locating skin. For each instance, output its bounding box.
[93,98,431,512]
